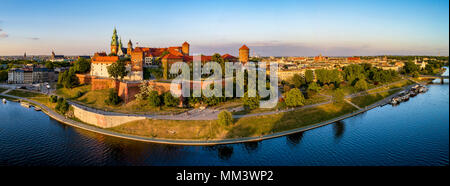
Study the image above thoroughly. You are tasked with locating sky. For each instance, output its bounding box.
[0,0,448,56]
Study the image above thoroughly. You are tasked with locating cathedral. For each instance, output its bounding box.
[89,28,248,81]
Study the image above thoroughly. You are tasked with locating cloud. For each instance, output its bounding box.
[0,33,8,38]
[0,28,3,32]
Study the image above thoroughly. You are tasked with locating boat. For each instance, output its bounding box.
[20,102,30,108]
[34,107,41,111]
[2,98,6,104]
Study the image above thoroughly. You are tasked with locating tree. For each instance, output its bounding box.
[403,61,418,75]
[218,110,233,126]
[333,88,345,103]
[107,60,128,80]
[291,74,305,88]
[305,70,314,84]
[354,79,368,91]
[307,82,321,92]
[242,92,260,110]
[148,90,161,107]
[284,88,305,107]
[163,92,179,107]
[55,98,69,114]
[45,61,54,69]
[135,82,154,101]
[73,58,91,73]
[57,68,79,88]
[49,95,58,103]
[0,70,7,82]
[104,88,122,106]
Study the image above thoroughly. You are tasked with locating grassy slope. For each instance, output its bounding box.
[350,79,414,108]
[110,102,356,140]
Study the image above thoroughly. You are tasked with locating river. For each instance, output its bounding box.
[0,69,448,166]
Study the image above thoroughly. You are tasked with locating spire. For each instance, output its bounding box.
[111,27,118,46]
[119,37,123,49]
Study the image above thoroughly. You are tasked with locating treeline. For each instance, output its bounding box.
[57,58,91,88]
[401,61,445,77]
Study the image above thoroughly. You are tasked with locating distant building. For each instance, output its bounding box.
[7,68,55,84]
[8,69,24,84]
[50,50,65,62]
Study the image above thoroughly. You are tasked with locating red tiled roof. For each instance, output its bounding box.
[221,54,237,59]
[239,45,249,50]
[162,54,183,59]
[347,57,360,61]
[92,56,119,63]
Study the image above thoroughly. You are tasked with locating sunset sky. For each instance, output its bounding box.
[0,0,448,56]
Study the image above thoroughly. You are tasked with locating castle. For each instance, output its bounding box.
[89,28,250,81]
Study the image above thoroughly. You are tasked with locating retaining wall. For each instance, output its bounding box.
[72,104,146,128]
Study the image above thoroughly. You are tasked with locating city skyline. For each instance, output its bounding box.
[0,0,448,56]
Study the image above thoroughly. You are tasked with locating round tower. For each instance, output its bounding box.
[239,44,249,63]
[182,41,190,56]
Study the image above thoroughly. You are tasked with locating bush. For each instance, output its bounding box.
[333,88,345,103]
[73,91,83,99]
[49,95,58,103]
[354,79,368,91]
[55,98,69,114]
[148,91,161,107]
[163,92,179,107]
[218,110,233,126]
[242,92,260,110]
[104,89,122,106]
[285,88,305,107]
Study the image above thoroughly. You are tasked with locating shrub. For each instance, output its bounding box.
[333,88,345,103]
[163,92,179,107]
[218,110,233,126]
[55,98,69,114]
[73,91,83,99]
[148,91,161,107]
[104,89,122,106]
[242,92,260,110]
[285,88,305,107]
[354,79,368,91]
[49,95,58,103]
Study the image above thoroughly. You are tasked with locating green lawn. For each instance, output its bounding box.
[350,89,401,108]
[56,86,188,115]
[6,90,44,98]
[111,101,357,140]
[0,88,7,93]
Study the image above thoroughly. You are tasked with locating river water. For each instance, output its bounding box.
[0,70,448,166]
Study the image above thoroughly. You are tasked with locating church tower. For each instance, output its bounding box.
[110,28,119,55]
[127,39,133,55]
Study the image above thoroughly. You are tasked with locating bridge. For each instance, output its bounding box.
[419,75,449,84]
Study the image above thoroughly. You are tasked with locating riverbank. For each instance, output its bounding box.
[0,80,416,145]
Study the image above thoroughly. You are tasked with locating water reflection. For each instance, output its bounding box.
[217,145,234,160]
[286,132,304,146]
[202,145,235,160]
[243,141,259,153]
[333,121,345,140]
